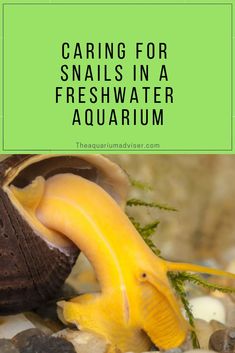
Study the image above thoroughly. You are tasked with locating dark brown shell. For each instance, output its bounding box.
[0,155,79,314]
[0,154,129,314]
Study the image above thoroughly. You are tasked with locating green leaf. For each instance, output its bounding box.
[127,198,177,211]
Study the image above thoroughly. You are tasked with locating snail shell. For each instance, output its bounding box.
[0,154,129,314]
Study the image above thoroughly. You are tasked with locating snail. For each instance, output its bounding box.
[0,154,128,314]
[1,154,235,353]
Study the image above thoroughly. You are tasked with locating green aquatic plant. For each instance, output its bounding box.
[168,272,200,349]
[127,198,177,212]
[128,216,161,256]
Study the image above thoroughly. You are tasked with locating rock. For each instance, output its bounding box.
[194,319,214,350]
[24,312,62,334]
[209,328,235,353]
[0,339,19,352]
[221,296,235,327]
[189,297,226,323]
[0,314,35,339]
[12,328,45,350]
[54,329,108,353]
[210,320,226,332]
[19,335,76,353]
[192,319,226,350]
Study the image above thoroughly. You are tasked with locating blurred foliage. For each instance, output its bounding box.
[129,177,153,191]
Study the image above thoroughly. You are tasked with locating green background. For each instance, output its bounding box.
[0,1,234,153]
